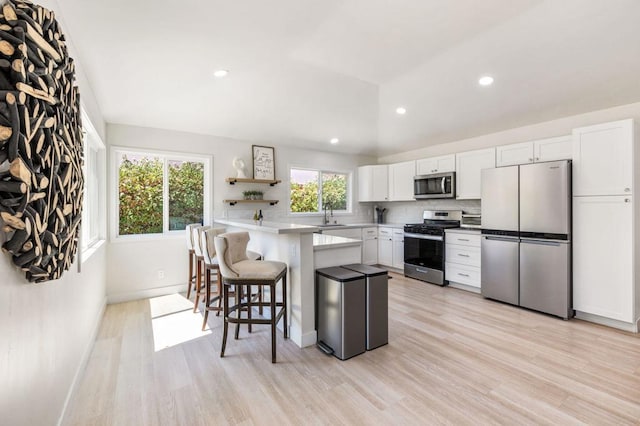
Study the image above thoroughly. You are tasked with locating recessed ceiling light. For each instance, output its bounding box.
[396,107,407,115]
[478,75,494,86]
[213,69,229,78]
[330,138,339,144]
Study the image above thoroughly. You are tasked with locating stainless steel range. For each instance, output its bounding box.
[404,210,461,285]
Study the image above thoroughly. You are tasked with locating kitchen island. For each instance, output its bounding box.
[214,219,362,348]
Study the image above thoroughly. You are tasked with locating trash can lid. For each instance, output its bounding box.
[316,266,363,282]
[341,264,388,277]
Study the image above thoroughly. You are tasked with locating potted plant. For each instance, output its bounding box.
[254,191,264,200]
[242,190,253,200]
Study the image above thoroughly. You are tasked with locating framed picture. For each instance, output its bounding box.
[252,145,275,180]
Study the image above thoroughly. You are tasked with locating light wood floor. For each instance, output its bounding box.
[64,273,640,425]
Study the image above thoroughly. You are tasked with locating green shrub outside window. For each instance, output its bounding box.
[117,152,206,236]
[290,168,349,213]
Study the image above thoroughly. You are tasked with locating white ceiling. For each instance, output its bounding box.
[56,0,640,156]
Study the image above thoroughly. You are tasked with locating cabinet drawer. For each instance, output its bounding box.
[445,263,480,288]
[378,227,393,237]
[362,227,377,238]
[392,229,404,240]
[446,232,480,247]
[446,245,481,267]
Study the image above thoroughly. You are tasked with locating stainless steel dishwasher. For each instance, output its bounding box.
[315,267,366,360]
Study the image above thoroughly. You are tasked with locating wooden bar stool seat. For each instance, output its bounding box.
[214,232,288,363]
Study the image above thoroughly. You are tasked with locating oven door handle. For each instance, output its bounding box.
[404,232,443,241]
[441,177,446,194]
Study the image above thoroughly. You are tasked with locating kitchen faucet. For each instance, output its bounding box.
[323,202,333,225]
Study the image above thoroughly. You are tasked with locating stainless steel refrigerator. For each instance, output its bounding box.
[481,160,572,319]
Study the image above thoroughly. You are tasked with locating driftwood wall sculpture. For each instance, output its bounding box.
[0,0,83,282]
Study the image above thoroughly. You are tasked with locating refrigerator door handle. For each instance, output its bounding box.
[483,236,519,243]
[520,238,568,246]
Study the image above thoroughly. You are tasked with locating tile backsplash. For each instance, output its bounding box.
[369,199,481,224]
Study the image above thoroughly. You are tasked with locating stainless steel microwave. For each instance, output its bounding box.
[414,172,456,199]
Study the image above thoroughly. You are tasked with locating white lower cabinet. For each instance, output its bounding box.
[377,227,393,267]
[392,229,404,270]
[445,230,481,289]
[362,227,378,265]
[573,195,634,322]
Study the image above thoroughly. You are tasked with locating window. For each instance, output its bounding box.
[113,148,211,237]
[81,109,105,252]
[289,168,350,214]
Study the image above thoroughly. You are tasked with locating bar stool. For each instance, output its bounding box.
[214,232,288,363]
[200,228,262,330]
[191,225,211,312]
[185,223,200,300]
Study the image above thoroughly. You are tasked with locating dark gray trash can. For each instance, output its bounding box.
[341,264,388,350]
[315,267,366,360]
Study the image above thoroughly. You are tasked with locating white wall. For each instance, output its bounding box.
[379,101,640,164]
[0,2,108,425]
[106,123,376,302]
[0,245,107,426]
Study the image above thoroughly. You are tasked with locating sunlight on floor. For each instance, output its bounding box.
[149,293,211,352]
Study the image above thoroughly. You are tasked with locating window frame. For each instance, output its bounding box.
[110,146,212,241]
[288,166,352,216]
[79,107,106,268]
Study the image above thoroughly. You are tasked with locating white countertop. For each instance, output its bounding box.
[314,222,405,230]
[313,234,362,251]
[214,219,319,234]
[445,228,481,235]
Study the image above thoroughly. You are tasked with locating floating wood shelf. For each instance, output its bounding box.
[225,178,281,186]
[224,199,279,206]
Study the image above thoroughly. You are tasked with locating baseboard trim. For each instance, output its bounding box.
[107,283,189,304]
[57,296,107,426]
[301,330,318,348]
[575,311,639,333]
[448,281,481,294]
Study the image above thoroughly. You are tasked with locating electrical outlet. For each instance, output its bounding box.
[158,270,165,279]
[289,244,297,258]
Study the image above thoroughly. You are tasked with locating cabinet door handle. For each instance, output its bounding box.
[625,199,631,203]
[528,158,533,162]
[458,273,470,277]
[625,188,631,192]
[535,157,540,161]
[458,254,470,257]
[457,238,469,242]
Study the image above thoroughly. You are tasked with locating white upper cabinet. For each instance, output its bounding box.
[416,154,456,175]
[496,141,534,167]
[496,136,572,167]
[456,148,496,200]
[534,135,572,162]
[358,165,389,202]
[388,160,416,201]
[573,119,633,196]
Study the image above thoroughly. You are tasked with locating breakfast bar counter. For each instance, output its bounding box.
[214,219,361,348]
